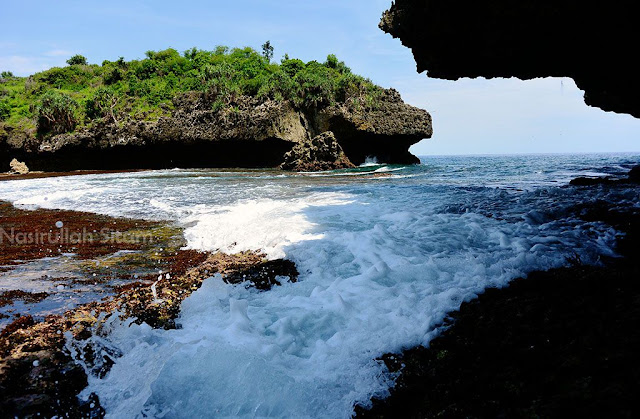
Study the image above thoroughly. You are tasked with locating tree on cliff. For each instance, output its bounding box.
[262,41,274,62]
[36,90,78,134]
[66,55,88,66]
[85,87,120,124]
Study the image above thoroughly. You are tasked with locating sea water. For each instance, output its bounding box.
[0,153,638,417]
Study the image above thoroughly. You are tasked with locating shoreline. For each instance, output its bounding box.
[1,168,639,416]
[357,258,640,417]
[357,178,640,417]
[0,169,149,182]
[0,200,299,416]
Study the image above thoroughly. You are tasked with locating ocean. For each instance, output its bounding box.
[0,153,638,417]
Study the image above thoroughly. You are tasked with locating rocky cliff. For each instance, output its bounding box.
[1,88,430,172]
[380,0,639,117]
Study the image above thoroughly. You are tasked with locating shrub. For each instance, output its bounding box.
[324,54,351,74]
[36,66,93,91]
[1,46,384,136]
[66,54,88,66]
[257,70,297,102]
[214,45,229,56]
[103,66,123,85]
[85,87,119,123]
[134,59,159,80]
[336,73,366,102]
[1,71,14,79]
[0,100,10,120]
[281,59,305,78]
[36,90,78,134]
[295,62,336,108]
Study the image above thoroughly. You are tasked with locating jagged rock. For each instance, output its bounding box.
[380,0,639,118]
[1,90,432,172]
[281,131,355,172]
[9,158,29,174]
[224,259,299,290]
[569,165,640,186]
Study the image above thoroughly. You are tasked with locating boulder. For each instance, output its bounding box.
[9,158,29,175]
[281,131,355,172]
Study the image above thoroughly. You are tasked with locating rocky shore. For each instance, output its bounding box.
[2,166,639,417]
[0,169,148,182]
[356,168,640,417]
[0,201,299,416]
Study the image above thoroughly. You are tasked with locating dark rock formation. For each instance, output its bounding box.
[281,131,355,171]
[570,164,640,186]
[225,259,299,290]
[1,89,431,172]
[380,0,639,117]
[357,203,640,418]
[357,262,640,418]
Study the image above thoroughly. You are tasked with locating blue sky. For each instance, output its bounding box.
[1,0,638,155]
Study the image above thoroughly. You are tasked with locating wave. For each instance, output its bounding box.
[0,154,636,417]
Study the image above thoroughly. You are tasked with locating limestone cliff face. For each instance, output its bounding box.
[1,89,432,172]
[380,0,639,118]
[281,131,355,172]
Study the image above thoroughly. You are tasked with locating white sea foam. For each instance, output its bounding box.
[360,157,381,167]
[78,183,618,418]
[80,198,617,417]
[182,192,353,258]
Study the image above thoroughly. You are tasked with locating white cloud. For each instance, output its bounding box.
[0,55,66,76]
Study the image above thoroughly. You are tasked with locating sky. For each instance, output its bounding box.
[1,0,638,155]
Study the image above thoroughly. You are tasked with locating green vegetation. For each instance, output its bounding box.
[261,41,274,62]
[36,90,78,134]
[0,45,382,136]
[66,54,88,66]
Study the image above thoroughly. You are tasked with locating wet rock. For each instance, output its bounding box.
[569,165,640,186]
[0,315,103,418]
[225,259,299,290]
[0,200,165,266]
[0,290,49,307]
[0,202,302,417]
[281,131,355,171]
[569,176,615,186]
[356,202,640,418]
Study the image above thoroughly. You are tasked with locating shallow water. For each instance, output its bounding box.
[0,153,638,417]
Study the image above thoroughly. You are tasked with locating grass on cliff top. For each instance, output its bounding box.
[0,46,383,138]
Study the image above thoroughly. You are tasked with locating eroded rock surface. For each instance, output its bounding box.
[1,90,432,171]
[281,131,355,171]
[380,0,639,117]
